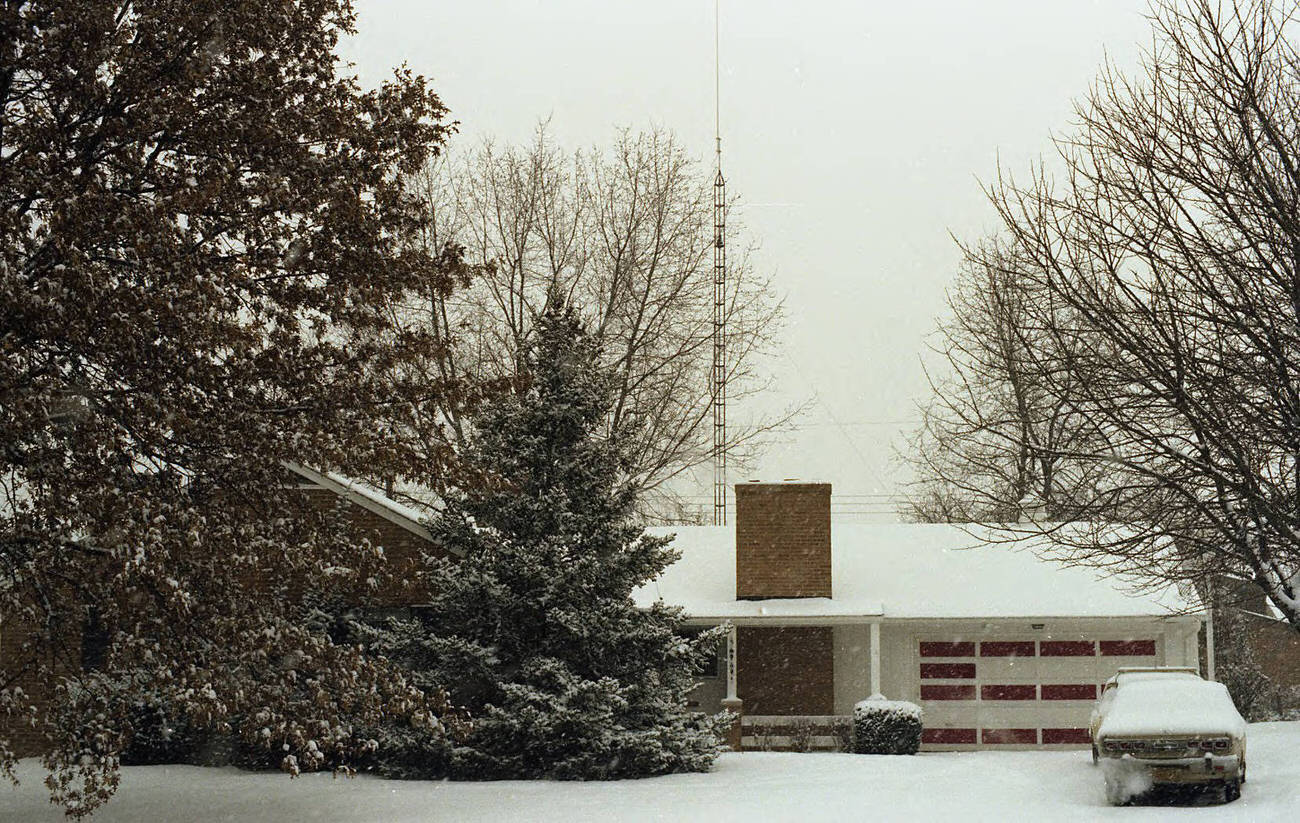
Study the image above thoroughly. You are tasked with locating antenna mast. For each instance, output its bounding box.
[711,0,727,526]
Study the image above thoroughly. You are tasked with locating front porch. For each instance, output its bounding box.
[687,617,882,751]
[690,618,884,714]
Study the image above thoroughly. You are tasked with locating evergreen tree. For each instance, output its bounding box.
[371,294,725,779]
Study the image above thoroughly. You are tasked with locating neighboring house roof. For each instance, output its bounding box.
[1212,572,1288,622]
[633,523,1197,621]
[282,462,448,551]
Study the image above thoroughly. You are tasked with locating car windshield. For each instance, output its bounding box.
[1117,670,1195,680]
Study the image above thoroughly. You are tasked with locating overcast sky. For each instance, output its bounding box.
[340,1,1154,520]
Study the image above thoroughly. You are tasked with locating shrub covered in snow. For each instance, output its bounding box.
[342,707,452,781]
[120,699,383,774]
[852,696,922,755]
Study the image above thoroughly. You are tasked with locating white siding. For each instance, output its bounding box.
[832,624,873,713]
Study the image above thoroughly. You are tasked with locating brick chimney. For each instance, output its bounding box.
[734,482,832,599]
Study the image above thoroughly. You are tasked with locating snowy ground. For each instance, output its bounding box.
[4,722,1297,822]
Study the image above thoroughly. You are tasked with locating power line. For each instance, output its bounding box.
[788,419,915,428]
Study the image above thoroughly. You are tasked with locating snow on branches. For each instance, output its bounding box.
[1,0,467,814]
[359,294,727,779]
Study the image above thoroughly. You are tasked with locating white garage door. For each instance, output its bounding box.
[917,637,1160,746]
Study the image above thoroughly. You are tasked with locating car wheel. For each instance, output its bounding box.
[1223,779,1241,803]
[1240,760,1246,784]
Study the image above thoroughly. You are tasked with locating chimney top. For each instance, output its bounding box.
[734,481,832,599]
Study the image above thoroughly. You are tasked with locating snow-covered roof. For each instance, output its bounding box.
[321,470,435,528]
[633,523,1197,621]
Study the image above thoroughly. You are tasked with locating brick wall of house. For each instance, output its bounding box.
[735,483,832,599]
[1208,576,1300,703]
[296,487,442,603]
[1246,614,1300,691]
[0,618,59,757]
[1,482,444,757]
[736,626,834,715]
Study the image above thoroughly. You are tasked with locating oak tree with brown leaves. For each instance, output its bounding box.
[1,1,468,814]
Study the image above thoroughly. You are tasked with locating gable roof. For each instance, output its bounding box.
[633,523,1198,621]
[282,462,453,552]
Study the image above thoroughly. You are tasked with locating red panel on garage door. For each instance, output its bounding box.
[922,728,977,744]
[918,638,1108,749]
[982,728,1038,744]
[920,684,976,700]
[1041,684,1097,700]
[920,663,976,679]
[1042,728,1091,744]
[1040,641,1095,656]
[1099,640,1156,656]
[982,684,1036,700]
[920,641,975,657]
[980,641,1036,657]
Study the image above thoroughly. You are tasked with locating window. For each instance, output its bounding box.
[81,609,109,670]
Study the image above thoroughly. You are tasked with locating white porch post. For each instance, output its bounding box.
[869,621,881,696]
[720,623,743,750]
[725,622,738,700]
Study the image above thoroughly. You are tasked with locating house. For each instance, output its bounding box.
[281,462,457,582]
[633,481,1207,750]
[2,470,1233,757]
[0,464,447,757]
[1208,574,1300,717]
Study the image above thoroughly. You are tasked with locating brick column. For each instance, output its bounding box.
[721,697,744,751]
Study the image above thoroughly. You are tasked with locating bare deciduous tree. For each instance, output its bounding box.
[405,123,789,520]
[970,0,1300,630]
[904,240,1107,523]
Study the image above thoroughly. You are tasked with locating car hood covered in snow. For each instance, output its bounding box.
[1097,679,1246,739]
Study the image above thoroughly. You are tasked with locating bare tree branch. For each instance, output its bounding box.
[402,123,792,520]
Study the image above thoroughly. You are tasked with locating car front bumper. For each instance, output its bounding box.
[1104,753,1241,785]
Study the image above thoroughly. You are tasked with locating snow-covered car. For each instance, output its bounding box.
[1091,667,1247,804]
[1089,666,1200,759]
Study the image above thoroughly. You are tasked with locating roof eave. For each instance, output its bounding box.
[281,461,462,556]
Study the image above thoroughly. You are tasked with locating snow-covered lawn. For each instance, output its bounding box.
[4,722,1297,822]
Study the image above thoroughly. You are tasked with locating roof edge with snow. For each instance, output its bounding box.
[282,462,459,555]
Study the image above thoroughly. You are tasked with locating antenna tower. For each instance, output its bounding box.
[711,0,727,526]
